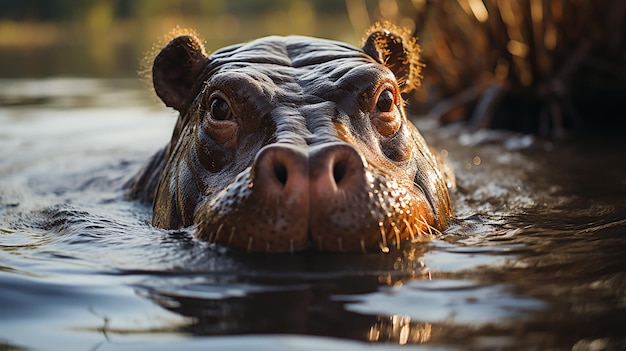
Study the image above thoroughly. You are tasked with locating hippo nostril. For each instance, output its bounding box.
[310,143,366,194]
[253,145,307,194]
[274,162,288,186]
[332,158,348,185]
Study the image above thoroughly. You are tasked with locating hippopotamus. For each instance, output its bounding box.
[128,23,453,253]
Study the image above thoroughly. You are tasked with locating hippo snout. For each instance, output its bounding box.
[252,144,310,204]
[194,141,438,253]
[223,143,372,251]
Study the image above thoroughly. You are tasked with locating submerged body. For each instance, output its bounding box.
[129,24,453,253]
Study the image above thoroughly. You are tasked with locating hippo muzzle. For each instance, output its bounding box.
[128,23,453,253]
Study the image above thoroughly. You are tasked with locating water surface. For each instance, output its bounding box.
[1,78,624,350]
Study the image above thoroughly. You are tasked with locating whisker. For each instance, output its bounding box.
[360,238,367,253]
[412,181,425,194]
[337,237,344,252]
[227,227,236,247]
[413,223,424,237]
[393,224,401,249]
[207,223,218,244]
[207,226,213,244]
[403,219,416,241]
[195,216,205,228]
[205,231,214,244]
[430,226,443,237]
[379,242,390,253]
[378,221,390,253]
[419,214,434,237]
[247,236,254,253]
[213,223,224,244]
[378,221,388,248]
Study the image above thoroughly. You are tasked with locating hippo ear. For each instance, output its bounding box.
[362,22,422,93]
[153,35,209,111]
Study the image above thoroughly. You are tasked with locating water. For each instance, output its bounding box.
[1,78,625,351]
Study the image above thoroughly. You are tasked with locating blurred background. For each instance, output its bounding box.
[0,0,396,78]
[0,0,624,135]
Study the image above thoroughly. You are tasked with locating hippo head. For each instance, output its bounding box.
[131,23,453,253]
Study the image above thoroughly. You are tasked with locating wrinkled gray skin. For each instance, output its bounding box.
[128,27,453,253]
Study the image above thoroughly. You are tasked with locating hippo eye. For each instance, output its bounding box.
[209,97,232,121]
[371,85,401,137]
[376,89,395,112]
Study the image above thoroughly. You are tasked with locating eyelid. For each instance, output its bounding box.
[203,90,243,126]
[368,80,403,138]
[366,80,400,112]
[206,91,229,112]
[201,90,239,147]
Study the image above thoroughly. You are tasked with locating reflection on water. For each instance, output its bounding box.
[1,78,625,350]
[367,316,432,344]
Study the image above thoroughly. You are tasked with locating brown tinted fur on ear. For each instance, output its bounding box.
[128,27,206,202]
[362,21,423,93]
[138,26,206,98]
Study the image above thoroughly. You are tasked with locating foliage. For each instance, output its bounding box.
[0,0,346,21]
